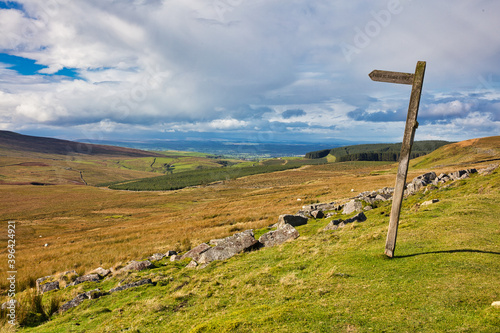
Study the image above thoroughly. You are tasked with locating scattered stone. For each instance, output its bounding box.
[323,219,343,231]
[165,250,177,257]
[170,255,181,262]
[186,260,198,268]
[70,274,100,286]
[180,243,211,262]
[149,253,165,261]
[364,206,373,211]
[120,260,153,272]
[342,200,362,215]
[479,164,498,176]
[344,212,367,224]
[276,214,308,229]
[39,280,59,294]
[109,279,154,293]
[198,230,258,264]
[59,289,105,312]
[492,301,500,308]
[90,267,111,278]
[421,199,439,206]
[323,212,367,231]
[258,224,299,247]
[311,210,324,219]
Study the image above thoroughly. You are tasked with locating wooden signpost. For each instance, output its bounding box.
[369,61,426,258]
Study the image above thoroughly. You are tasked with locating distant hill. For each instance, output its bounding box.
[305,140,451,162]
[0,131,163,158]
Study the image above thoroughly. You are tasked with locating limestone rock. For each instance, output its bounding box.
[165,250,177,257]
[149,253,165,261]
[198,230,258,264]
[323,219,343,231]
[311,210,324,219]
[120,260,153,272]
[258,224,299,247]
[180,243,211,262]
[90,267,111,278]
[342,200,362,215]
[39,280,59,294]
[70,273,100,286]
[276,214,308,229]
[344,212,367,224]
[59,288,105,312]
[110,278,154,293]
[421,199,439,206]
[186,260,198,268]
[492,301,500,308]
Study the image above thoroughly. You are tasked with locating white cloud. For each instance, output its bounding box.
[0,0,499,143]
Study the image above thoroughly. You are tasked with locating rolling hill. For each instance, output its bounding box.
[0,131,163,158]
[305,140,450,162]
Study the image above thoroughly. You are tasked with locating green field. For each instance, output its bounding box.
[106,158,328,191]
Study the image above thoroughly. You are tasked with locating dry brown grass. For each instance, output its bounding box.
[0,161,397,292]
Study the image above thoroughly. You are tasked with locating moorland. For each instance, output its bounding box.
[0,131,499,332]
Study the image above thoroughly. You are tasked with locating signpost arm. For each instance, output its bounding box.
[384,61,426,257]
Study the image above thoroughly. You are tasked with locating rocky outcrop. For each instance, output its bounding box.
[120,260,153,272]
[70,273,100,286]
[276,214,308,228]
[149,253,166,261]
[38,280,59,294]
[258,224,299,247]
[198,230,258,264]
[90,267,111,278]
[311,210,324,219]
[342,200,363,215]
[323,212,367,231]
[421,199,439,206]
[59,289,105,312]
[180,243,211,262]
[109,278,154,293]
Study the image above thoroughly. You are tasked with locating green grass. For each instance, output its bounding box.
[15,168,500,332]
[107,158,328,191]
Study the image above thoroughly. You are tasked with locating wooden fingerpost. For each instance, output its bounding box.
[369,61,426,258]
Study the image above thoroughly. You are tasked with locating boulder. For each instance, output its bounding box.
[39,280,59,294]
[165,250,177,257]
[70,273,100,286]
[110,278,154,293]
[59,288,105,312]
[120,260,153,272]
[421,199,439,206]
[90,267,111,278]
[344,212,367,224]
[170,254,181,262]
[258,224,299,247]
[186,260,198,268]
[198,230,258,264]
[311,210,324,219]
[149,253,165,261]
[276,214,308,228]
[323,219,343,231]
[342,200,362,215]
[180,243,211,262]
[323,212,367,231]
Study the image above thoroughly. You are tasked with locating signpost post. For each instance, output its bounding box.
[369,61,426,258]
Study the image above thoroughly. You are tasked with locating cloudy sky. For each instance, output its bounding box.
[0,0,499,144]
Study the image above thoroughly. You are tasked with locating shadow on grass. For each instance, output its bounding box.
[395,249,500,258]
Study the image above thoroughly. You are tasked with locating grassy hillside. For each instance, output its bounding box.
[1,136,499,332]
[306,140,450,162]
[10,156,500,332]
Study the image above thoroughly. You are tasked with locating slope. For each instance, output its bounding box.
[3,137,498,332]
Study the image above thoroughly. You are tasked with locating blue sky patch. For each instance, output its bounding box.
[0,1,24,11]
[0,53,81,79]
